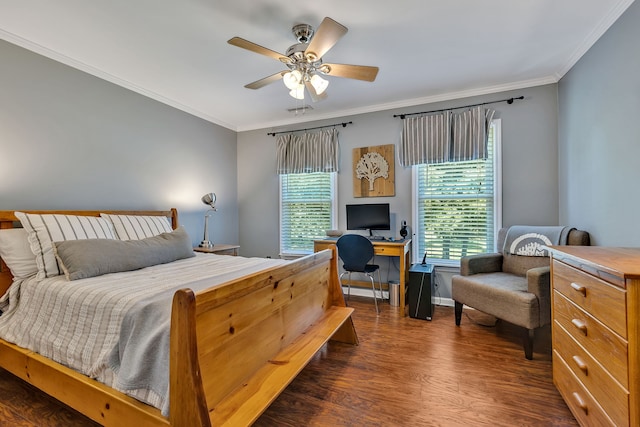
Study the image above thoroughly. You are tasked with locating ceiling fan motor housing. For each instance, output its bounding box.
[292,23,314,43]
[284,43,325,76]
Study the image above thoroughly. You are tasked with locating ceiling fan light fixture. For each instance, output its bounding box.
[283,70,302,90]
[289,84,305,100]
[310,74,329,95]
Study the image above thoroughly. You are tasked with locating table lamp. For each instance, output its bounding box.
[199,192,217,248]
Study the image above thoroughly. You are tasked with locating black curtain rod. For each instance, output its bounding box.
[267,121,353,136]
[393,96,524,119]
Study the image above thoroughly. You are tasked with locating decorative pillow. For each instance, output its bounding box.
[0,228,38,279]
[14,212,116,280]
[100,214,173,240]
[53,227,195,280]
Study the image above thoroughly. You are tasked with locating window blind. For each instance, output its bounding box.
[280,172,336,255]
[415,121,498,264]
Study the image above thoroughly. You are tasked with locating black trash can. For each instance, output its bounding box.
[408,263,435,320]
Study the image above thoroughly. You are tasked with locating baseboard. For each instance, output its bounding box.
[434,297,455,307]
[343,287,386,299]
[343,287,455,307]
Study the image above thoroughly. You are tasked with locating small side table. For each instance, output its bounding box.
[194,244,240,256]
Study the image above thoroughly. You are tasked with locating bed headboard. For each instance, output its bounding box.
[0,208,178,296]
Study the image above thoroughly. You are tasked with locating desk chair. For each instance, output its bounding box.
[336,234,383,314]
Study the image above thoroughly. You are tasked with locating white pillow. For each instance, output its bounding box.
[0,228,37,279]
[15,212,116,280]
[100,214,173,240]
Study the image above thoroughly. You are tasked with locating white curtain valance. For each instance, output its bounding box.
[276,128,339,174]
[400,106,495,167]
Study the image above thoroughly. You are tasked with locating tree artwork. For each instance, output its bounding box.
[352,144,395,197]
[356,152,389,191]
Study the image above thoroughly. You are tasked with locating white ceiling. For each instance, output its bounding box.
[0,0,634,132]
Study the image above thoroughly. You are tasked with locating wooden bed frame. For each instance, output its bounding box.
[0,209,358,426]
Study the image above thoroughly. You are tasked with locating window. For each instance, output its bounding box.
[412,119,501,266]
[280,172,337,256]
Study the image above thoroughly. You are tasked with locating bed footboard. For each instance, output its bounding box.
[169,246,357,427]
[0,339,170,426]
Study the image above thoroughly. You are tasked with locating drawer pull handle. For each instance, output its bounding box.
[571,318,588,335]
[570,282,587,297]
[572,392,588,415]
[572,355,588,375]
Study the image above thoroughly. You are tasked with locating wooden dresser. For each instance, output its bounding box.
[549,247,640,427]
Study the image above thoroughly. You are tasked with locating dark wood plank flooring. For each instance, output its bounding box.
[0,297,577,426]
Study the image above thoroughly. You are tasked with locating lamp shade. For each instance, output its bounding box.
[310,74,329,95]
[282,70,302,90]
[289,84,305,100]
[201,192,216,208]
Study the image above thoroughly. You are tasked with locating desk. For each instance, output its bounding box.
[314,238,411,316]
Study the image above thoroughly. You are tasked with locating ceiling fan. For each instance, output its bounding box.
[228,17,379,102]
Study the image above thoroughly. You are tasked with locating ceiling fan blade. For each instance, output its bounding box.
[245,71,287,89]
[228,37,291,63]
[304,17,348,61]
[304,80,328,102]
[322,63,379,82]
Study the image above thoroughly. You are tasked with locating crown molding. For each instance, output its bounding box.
[0,29,238,131]
[239,76,557,132]
[554,0,635,79]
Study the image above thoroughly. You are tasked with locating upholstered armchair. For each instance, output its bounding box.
[452,226,590,359]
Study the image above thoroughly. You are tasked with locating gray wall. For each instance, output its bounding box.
[0,39,239,247]
[238,84,558,303]
[558,0,640,246]
[238,84,561,296]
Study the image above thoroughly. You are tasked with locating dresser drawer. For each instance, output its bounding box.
[553,290,628,387]
[553,321,629,425]
[552,260,627,337]
[553,351,619,427]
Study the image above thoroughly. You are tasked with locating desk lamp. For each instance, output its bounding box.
[199,192,217,248]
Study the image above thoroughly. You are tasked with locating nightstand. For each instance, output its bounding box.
[193,244,240,256]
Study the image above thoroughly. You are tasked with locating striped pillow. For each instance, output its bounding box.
[100,214,173,240]
[14,212,116,280]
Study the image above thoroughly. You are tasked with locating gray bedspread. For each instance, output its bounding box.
[107,286,175,415]
[0,253,287,417]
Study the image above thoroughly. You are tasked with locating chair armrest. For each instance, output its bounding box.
[526,266,550,296]
[527,266,551,326]
[460,253,503,276]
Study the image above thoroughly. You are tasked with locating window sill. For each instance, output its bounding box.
[279,252,311,260]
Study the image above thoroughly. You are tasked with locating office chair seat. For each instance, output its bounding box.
[336,234,383,314]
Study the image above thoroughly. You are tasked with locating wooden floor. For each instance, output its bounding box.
[0,297,577,426]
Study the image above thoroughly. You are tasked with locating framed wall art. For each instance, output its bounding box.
[352,144,395,197]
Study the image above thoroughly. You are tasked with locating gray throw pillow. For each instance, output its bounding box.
[53,226,195,280]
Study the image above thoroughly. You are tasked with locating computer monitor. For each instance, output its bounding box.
[346,203,390,235]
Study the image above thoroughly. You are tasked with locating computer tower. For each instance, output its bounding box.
[408,263,435,320]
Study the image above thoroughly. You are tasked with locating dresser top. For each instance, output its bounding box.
[549,246,640,284]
